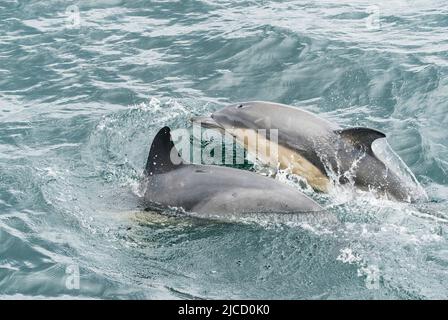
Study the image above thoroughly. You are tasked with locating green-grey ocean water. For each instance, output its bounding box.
[1,0,448,299]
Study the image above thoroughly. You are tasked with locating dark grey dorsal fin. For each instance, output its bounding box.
[145,127,183,176]
[336,127,386,155]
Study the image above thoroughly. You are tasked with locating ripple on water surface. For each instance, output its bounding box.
[1,1,448,299]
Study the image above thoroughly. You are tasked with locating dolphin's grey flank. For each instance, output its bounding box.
[191,101,426,202]
[142,127,325,215]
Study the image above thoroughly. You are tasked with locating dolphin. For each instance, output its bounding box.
[191,101,426,202]
[141,126,325,215]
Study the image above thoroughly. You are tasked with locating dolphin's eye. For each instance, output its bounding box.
[237,104,243,109]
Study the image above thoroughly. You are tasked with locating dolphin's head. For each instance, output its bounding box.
[191,102,263,131]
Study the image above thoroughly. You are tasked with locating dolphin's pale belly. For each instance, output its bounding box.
[229,128,330,193]
[276,144,330,192]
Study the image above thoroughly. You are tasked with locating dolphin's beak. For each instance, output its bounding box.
[190,115,223,130]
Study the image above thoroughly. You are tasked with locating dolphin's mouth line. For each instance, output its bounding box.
[190,115,224,130]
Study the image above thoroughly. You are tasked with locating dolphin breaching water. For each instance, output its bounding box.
[142,127,325,215]
[192,101,427,203]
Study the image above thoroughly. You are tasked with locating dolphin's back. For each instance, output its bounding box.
[242,101,339,138]
[145,165,323,215]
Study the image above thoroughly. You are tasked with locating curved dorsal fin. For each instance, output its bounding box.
[144,127,183,176]
[336,127,386,155]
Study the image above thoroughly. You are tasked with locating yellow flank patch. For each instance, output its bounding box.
[276,143,330,192]
[228,128,330,193]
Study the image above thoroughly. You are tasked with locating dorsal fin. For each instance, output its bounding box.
[336,127,386,155]
[144,127,183,176]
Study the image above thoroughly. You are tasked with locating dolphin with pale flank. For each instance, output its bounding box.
[142,127,325,215]
[192,101,426,202]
